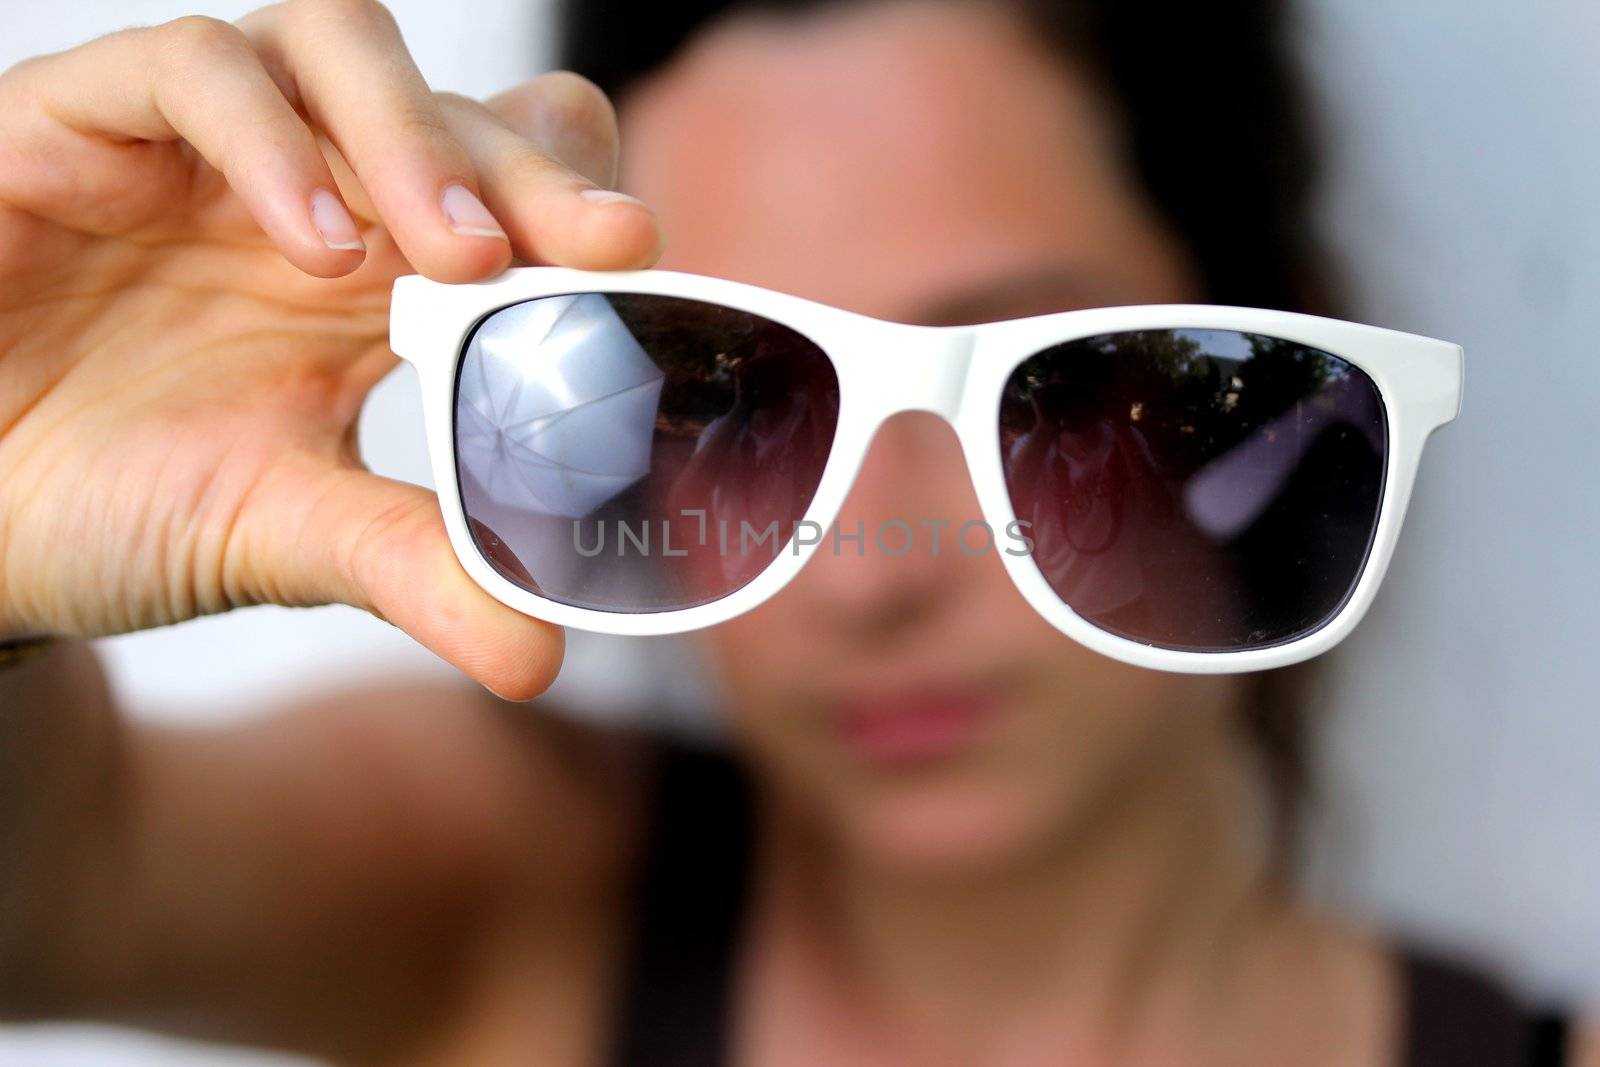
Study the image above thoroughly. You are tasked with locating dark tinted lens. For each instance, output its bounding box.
[999,329,1386,652]
[455,293,839,613]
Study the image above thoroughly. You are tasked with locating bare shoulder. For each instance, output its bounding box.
[5,670,663,1060]
[267,678,671,1063]
[270,674,660,898]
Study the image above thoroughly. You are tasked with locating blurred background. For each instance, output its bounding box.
[2,0,1597,1062]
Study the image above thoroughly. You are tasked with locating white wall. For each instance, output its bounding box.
[0,1,1596,1062]
[1298,0,1600,1006]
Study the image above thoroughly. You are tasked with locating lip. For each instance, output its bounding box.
[833,680,1005,768]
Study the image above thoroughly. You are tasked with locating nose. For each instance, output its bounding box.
[786,411,990,643]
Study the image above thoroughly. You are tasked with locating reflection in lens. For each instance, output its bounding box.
[455,293,839,613]
[999,329,1386,652]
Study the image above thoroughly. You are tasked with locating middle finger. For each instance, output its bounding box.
[239,0,510,282]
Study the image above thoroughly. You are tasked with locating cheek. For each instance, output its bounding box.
[701,611,847,809]
[701,608,810,716]
[1006,657,1240,832]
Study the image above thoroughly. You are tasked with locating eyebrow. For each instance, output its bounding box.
[907,262,1137,327]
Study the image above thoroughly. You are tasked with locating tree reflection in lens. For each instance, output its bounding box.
[1000,329,1386,651]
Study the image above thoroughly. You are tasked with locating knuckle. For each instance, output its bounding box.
[345,491,431,606]
[0,57,48,117]
[289,0,399,34]
[432,90,494,133]
[392,101,455,146]
[0,54,44,92]
[533,70,617,133]
[433,90,483,116]
[156,15,248,63]
[146,18,254,119]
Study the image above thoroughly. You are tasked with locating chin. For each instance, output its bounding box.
[838,777,1059,878]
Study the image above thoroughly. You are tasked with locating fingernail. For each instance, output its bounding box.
[482,681,535,704]
[442,184,507,240]
[579,188,645,207]
[310,189,365,251]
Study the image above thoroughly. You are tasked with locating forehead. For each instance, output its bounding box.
[617,1,1195,321]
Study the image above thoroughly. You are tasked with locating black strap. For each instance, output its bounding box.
[1402,949,1570,1067]
[607,743,750,1067]
[1528,1013,1572,1067]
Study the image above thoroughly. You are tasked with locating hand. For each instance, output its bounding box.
[0,0,661,697]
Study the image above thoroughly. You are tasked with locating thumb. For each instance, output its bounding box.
[238,460,565,701]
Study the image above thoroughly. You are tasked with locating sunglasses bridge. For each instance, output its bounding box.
[847,321,978,423]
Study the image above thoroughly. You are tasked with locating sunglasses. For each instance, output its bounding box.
[390,267,1462,675]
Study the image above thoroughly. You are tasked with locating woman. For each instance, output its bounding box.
[0,0,1587,1064]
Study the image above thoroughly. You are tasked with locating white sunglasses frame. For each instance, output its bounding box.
[391,266,1462,675]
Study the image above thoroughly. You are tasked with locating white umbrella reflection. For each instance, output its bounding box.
[456,293,665,518]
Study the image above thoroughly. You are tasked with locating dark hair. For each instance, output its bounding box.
[557,0,1330,857]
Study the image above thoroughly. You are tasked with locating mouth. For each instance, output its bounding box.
[832,679,1007,768]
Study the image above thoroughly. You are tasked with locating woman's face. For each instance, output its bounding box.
[620,0,1248,873]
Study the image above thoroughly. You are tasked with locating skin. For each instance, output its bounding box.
[625,5,1380,1063]
[0,1,1593,1065]
[629,0,1241,879]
